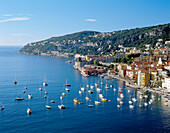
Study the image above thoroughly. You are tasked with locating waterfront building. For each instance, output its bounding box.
[150,71,157,81]
[162,77,170,92]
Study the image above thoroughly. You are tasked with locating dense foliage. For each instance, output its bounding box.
[20,23,170,55]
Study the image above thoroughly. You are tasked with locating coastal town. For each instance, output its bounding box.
[72,40,170,94]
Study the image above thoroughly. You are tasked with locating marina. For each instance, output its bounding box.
[0,47,169,133]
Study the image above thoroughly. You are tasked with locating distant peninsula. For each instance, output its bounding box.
[19,23,170,57]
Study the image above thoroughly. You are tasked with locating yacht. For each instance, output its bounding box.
[27,108,31,114]
[15,97,25,100]
[79,91,82,94]
[88,105,94,107]
[96,88,102,92]
[28,94,33,99]
[132,98,137,102]
[129,101,133,104]
[45,105,51,109]
[88,90,93,94]
[0,106,4,110]
[120,101,124,105]
[85,97,91,101]
[99,94,104,98]
[144,102,148,106]
[117,98,121,101]
[65,88,70,91]
[43,74,48,86]
[74,98,79,103]
[58,104,66,109]
[117,105,120,108]
[101,98,107,101]
[60,96,63,100]
[129,105,134,108]
[95,101,101,105]
[81,87,85,91]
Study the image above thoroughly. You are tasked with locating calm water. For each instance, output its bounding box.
[0,46,169,133]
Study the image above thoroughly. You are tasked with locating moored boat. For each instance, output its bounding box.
[45,105,51,109]
[27,108,31,114]
[95,101,101,105]
[58,104,66,109]
[0,106,4,110]
[28,94,33,99]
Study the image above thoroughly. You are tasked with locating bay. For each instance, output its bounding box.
[0,46,169,133]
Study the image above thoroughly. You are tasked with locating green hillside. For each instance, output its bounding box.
[20,23,170,55]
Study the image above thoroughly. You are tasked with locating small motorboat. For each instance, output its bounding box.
[45,92,48,94]
[87,85,89,87]
[129,105,134,108]
[88,105,94,107]
[88,90,93,94]
[95,101,101,105]
[101,82,103,85]
[79,91,82,94]
[96,88,102,92]
[140,95,143,99]
[28,94,33,99]
[25,86,27,89]
[85,97,91,101]
[39,88,42,91]
[101,98,107,101]
[117,98,121,101]
[43,82,48,87]
[158,98,160,101]
[144,95,148,98]
[132,98,137,102]
[95,83,98,87]
[128,90,130,93]
[27,108,31,114]
[164,103,168,106]
[62,93,66,96]
[90,86,94,89]
[113,88,116,91]
[120,94,124,98]
[110,85,113,88]
[117,105,120,108]
[50,100,55,103]
[58,104,66,109]
[78,102,84,104]
[23,91,26,94]
[139,105,142,108]
[144,102,148,106]
[129,101,133,104]
[99,94,104,98]
[45,105,51,109]
[60,96,63,100]
[120,101,124,105]
[0,106,4,110]
[15,97,25,100]
[119,90,122,93]
[65,88,70,91]
[165,100,168,102]
[44,95,47,98]
[74,98,79,103]
[105,84,109,89]
[81,87,85,91]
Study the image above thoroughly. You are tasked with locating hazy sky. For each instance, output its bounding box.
[0,0,169,46]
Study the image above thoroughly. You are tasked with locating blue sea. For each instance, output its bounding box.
[0,46,169,133]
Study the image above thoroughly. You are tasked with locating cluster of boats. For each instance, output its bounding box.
[1,74,169,115]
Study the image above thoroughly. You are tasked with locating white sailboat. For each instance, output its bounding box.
[43,74,48,86]
[14,73,17,84]
[27,108,31,114]
[0,100,4,110]
[45,97,51,109]
[15,87,24,100]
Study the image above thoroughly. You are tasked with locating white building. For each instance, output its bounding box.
[162,77,170,92]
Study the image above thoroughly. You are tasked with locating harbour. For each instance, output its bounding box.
[0,47,169,133]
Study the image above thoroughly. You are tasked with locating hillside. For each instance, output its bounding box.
[20,23,170,56]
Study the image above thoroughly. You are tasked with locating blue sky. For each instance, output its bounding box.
[0,0,169,46]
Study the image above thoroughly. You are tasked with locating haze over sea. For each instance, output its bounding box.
[0,46,169,133]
